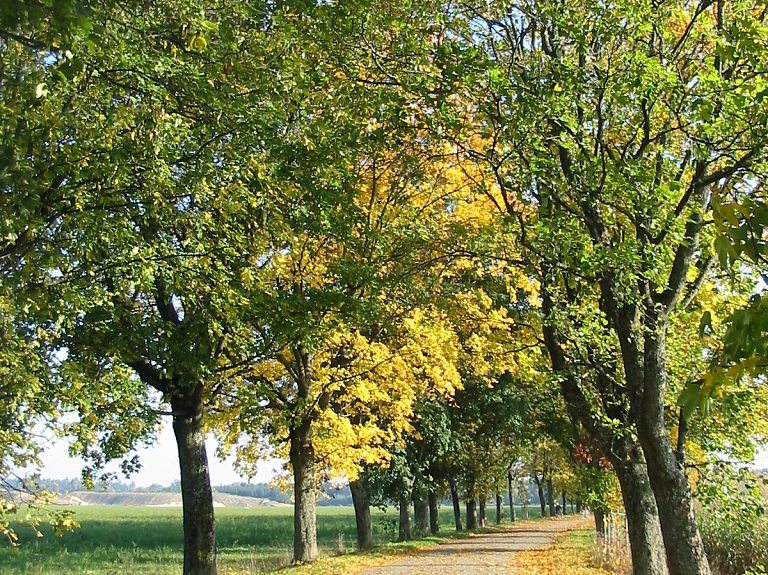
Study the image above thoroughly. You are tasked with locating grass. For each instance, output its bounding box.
[1,504,545,575]
[513,525,613,575]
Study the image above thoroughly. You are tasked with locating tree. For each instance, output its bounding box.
[211,136,467,560]
[0,0,129,548]
[429,2,768,574]
[3,1,355,572]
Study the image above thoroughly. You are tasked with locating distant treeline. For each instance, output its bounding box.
[34,477,182,494]
[34,477,353,505]
[215,482,354,506]
[34,477,548,507]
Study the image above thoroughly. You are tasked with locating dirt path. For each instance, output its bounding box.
[358,517,588,575]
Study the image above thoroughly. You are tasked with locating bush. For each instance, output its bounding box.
[700,513,768,575]
[696,464,768,575]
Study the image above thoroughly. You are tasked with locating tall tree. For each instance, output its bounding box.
[212,139,466,561]
[2,1,345,572]
[428,2,768,575]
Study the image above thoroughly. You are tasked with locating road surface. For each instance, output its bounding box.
[358,517,587,575]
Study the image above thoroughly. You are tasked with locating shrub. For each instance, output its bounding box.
[700,512,768,575]
[696,464,768,575]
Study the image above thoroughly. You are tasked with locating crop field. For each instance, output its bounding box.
[1,504,545,575]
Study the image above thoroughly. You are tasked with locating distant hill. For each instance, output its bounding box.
[25,477,356,507]
[216,481,353,506]
[50,491,290,508]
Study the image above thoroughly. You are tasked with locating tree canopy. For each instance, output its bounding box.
[4,1,768,574]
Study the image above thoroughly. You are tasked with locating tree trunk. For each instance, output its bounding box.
[546,477,555,517]
[643,450,709,575]
[614,457,669,575]
[539,286,670,575]
[507,472,516,523]
[637,322,710,575]
[413,489,430,536]
[465,499,477,530]
[594,509,605,538]
[479,497,486,526]
[172,394,217,575]
[290,420,318,563]
[398,495,411,541]
[561,492,567,515]
[449,478,462,531]
[495,493,503,524]
[349,478,373,550]
[428,490,440,534]
[535,477,546,517]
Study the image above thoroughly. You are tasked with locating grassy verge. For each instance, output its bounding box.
[0,505,545,575]
[513,524,614,575]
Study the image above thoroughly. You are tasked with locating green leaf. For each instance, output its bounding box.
[678,381,703,421]
[715,235,734,269]
[699,311,712,338]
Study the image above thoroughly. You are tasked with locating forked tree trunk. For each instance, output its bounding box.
[466,499,477,530]
[644,450,708,575]
[349,478,373,550]
[638,323,710,575]
[449,478,462,531]
[428,490,439,534]
[541,288,670,575]
[614,456,669,575]
[398,495,411,541]
[507,472,516,523]
[413,489,430,536]
[495,493,503,524]
[172,393,217,575]
[290,420,317,563]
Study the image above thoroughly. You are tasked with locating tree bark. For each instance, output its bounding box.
[479,497,486,526]
[349,478,373,550]
[465,499,477,530]
[172,392,217,575]
[495,492,503,524]
[614,456,669,575]
[546,477,555,517]
[413,489,430,536]
[428,490,440,534]
[627,318,710,575]
[290,419,318,563]
[540,287,670,575]
[561,492,567,515]
[507,472,516,523]
[449,478,462,531]
[398,495,411,541]
[535,477,546,517]
[594,509,605,538]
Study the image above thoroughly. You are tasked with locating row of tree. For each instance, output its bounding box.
[3,1,768,575]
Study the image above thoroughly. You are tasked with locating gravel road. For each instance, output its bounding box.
[357,517,588,575]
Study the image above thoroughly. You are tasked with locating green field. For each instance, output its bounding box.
[1,504,545,575]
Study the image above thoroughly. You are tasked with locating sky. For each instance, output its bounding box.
[36,424,282,487]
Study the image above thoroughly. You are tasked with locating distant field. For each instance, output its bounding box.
[1,504,545,575]
[56,491,289,508]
